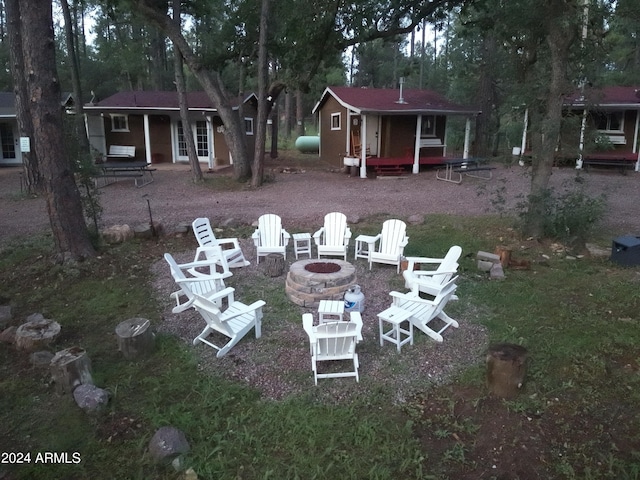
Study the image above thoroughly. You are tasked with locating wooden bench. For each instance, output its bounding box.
[583,158,635,175]
[107,145,136,159]
[419,138,444,148]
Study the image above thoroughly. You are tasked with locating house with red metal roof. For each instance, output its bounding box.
[312,86,481,177]
[561,86,640,171]
[83,91,257,169]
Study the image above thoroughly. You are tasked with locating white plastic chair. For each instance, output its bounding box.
[313,212,352,260]
[251,214,291,263]
[192,217,250,268]
[191,289,266,358]
[302,313,361,385]
[387,277,459,342]
[164,252,232,313]
[368,219,409,273]
[402,245,462,297]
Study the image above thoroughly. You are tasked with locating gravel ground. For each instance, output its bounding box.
[2,159,639,400]
[1,159,639,243]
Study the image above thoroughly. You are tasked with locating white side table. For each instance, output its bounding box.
[354,234,377,260]
[377,305,413,352]
[292,232,312,259]
[317,299,344,324]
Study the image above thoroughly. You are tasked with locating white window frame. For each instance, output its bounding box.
[331,112,341,130]
[244,117,254,135]
[110,114,129,132]
[595,111,624,133]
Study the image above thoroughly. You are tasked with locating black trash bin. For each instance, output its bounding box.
[611,235,640,266]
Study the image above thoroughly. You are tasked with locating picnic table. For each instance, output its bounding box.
[436,158,495,184]
[94,161,156,188]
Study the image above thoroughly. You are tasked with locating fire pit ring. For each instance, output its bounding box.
[285,259,356,308]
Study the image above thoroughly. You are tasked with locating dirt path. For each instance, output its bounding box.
[1,158,638,244]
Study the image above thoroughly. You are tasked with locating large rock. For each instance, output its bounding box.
[148,426,190,465]
[0,326,17,344]
[73,383,110,413]
[101,224,134,244]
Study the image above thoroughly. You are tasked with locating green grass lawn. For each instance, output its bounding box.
[1,215,639,479]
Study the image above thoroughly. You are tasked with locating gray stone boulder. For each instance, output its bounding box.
[407,214,425,225]
[148,426,190,465]
[101,224,134,244]
[73,383,110,413]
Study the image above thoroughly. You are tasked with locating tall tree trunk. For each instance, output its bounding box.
[284,90,292,139]
[295,89,305,137]
[60,0,90,155]
[270,101,279,159]
[475,32,499,157]
[20,0,95,261]
[6,0,42,194]
[524,10,576,238]
[134,0,251,181]
[251,0,270,187]
[172,0,202,182]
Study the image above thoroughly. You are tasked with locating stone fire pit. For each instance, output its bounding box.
[285,259,356,307]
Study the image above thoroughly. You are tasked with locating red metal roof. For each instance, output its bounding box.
[315,86,480,115]
[84,91,255,111]
[564,86,640,107]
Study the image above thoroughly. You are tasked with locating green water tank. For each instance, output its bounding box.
[295,136,320,153]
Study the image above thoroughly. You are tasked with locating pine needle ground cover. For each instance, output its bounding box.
[1,216,639,479]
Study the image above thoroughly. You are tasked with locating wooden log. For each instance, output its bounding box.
[15,316,61,352]
[486,343,528,398]
[50,346,93,395]
[263,253,285,277]
[116,318,155,359]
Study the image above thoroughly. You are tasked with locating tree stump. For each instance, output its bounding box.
[116,318,155,359]
[50,346,93,395]
[263,253,285,277]
[15,316,61,352]
[486,343,528,398]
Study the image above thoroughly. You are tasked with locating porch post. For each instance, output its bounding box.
[576,108,587,169]
[360,114,367,178]
[463,117,471,159]
[346,111,352,157]
[206,115,214,170]
[413,115,422,174]
[143,114,152,164]
[634,109,639,172]
[520,108,529,166]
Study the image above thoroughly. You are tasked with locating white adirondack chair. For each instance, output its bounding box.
[251,214,291,263]
[368,219,409,273]
[388,277,459,342]
[302,313,361,385]
[191,289,266,358]
[403,245,462,297]
[164,252,232,313]
[313,212,352,260]
[192,217,250,268]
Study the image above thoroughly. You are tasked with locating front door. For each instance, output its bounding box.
[176,120,209,163]
[0,122,18,165]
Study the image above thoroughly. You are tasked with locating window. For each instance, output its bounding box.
[0,123,15,159]
[420,115,436,137]
[177,121,209,158]
[331,112,341,130]
[244,117,254,135]
[595,111,623,132]
[110,114,129,132]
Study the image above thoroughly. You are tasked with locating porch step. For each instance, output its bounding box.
[374,165,407,177]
